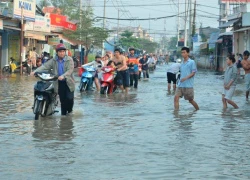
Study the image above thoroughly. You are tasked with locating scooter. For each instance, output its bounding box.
[100,66,117,94]
[33,72,58,120]
[79,66,96,92]
[2,57,16,73]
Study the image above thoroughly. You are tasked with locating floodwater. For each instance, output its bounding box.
[1,65,250,179]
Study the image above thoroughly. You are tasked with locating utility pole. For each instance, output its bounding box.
[177,0,180,48]
[149,14,151,35]
[102,0,106,56]
[79,0,83,65]
[117,9,120,43]
[188,0,193,49]
[192,0,196,37]
[184,0,188,46]
[20,5,24,75]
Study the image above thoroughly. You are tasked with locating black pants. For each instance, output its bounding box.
[130,73,139,88]
[143,69,149,78]
[58,81,74,115]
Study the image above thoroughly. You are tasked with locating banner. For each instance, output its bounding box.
[13,0,36,21]
[63,21,77,31]
[49,13,77,32]
[50,14,67,27]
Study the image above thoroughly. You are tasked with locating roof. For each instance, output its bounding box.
[219,19,239,28]
[234,27,250,32]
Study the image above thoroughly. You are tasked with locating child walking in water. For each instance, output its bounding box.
[222,55,239,109]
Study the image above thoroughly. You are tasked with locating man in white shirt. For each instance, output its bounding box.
[167,59,182,92]
[147,53,156,70]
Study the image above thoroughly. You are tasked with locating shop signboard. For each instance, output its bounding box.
[13,0,36,22]
[48,37,60,45]
[0,19,3,30]
[25,16,51,32]
[220,0,250,3]
[49,13,77,32]
[63,21,77,31]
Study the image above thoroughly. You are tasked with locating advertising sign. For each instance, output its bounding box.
[48,37,60,45]
[0,19,3,30]
[50,14,67,27]
[49,13,77,32]
[63,21,77,31]
[25,16,51,32]
[220,0,250,3]
[13,0,36,21]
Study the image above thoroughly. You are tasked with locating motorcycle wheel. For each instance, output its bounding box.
[100,86,108,94]
[74,60,78,68]
[34,100,42,120]
[2,66,10,73]
[80,82,88,92]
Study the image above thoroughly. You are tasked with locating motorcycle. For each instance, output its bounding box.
[100,66,117,94]
[33,72,58,120]
[2,57,29,73]
[73,56,79,68]
[2,57,16,73]
[79,66,96,92]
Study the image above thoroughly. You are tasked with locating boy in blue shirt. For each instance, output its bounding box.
[174,47,199,110]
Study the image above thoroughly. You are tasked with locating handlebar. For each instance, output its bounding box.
[35,72,58,81]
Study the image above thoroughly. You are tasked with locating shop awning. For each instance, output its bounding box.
[3,25,21,31]
[24,31,58,41]
[234,27,250,32]
[58,34,80,45]
[219,19,239,28]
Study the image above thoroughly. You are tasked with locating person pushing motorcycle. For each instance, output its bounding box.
[30,43,75,116]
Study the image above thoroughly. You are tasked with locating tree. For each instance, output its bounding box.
[119,30,158,53]
[48,0,109,63]
[167,36,177,50]
[137,38,158,53]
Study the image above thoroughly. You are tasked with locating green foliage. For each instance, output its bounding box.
[119,30,158,53]
[88,54,95,62]
[49,1,109,51]
[167,36,177,50]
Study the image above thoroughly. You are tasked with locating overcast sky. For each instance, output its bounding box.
[92,0,220,40]
[37,0,220,40]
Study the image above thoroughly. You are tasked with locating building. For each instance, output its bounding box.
[217,0,250,71]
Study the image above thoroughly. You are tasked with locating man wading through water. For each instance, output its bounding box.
[241,50,250,101]
[112,48,130,93]
[31,43,75,116]
[174,47,199,110]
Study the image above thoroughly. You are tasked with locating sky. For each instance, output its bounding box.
[36,0,221,41]
[91,0,220,40]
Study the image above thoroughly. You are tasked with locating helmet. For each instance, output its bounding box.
[129,47,135,51]
[176,59,182,63]
[56,43,66,52]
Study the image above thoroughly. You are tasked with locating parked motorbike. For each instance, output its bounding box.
[2,57,29,73]
[73,56,79,68]
[33,72,58,120]
[100,66,117,94]
[79,66,96,92]
[2,57,16,73]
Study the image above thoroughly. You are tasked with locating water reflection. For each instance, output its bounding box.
[32,117,74,141]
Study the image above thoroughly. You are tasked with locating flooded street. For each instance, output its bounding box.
[1,64,250,179]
